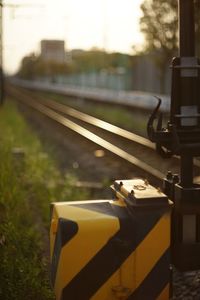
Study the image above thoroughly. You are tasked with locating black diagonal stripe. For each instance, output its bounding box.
[128,249,170,300]
[61,205,165,300]
[51,218,78,287]
[70,201,117,217]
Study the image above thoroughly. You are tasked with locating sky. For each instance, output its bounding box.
[3,0,144,74]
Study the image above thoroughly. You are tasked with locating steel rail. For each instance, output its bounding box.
[8,84,200,172]
[9,84,155,149]
[40,98,155,149]
[9,86,164,180]
[14,85,200,169]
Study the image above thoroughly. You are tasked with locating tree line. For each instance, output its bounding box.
[140,0,200,90]
[17,50,132,79]
[17,0,200,92]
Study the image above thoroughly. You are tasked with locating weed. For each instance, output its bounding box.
[0,100,88,299]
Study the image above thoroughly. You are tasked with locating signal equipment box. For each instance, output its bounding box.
[50,179,172,300]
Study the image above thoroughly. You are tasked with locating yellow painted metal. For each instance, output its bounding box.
[91,213,171,300]
[156,284,170,300]
[134,213,170,289]
[50,200,120,300]
[50,179,172,300]
[50,200,111,258]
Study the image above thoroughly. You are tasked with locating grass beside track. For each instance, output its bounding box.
[0,99,88,300]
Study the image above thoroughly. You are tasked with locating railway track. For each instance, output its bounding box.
[6,84,200,299]
[6,84,169,180]
[6,84,200,185]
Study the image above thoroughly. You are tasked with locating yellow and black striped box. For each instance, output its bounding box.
[50,179,172,300]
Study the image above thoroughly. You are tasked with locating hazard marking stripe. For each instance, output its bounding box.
[51,200,125,297]
[127,249,170,299]
[51,218,78,286]
[91,213,170,300]
[133,213,170,290]
[156,284,170,300]
[61,205,165,300]
[54,205,120,300]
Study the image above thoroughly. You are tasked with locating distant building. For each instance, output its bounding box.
[40,40,65,63]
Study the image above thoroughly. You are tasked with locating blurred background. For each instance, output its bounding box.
[2,0,200,94]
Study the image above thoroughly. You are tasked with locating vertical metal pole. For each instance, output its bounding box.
[179,0,195,57]
[179,0,195,187]
[180,155,193,187]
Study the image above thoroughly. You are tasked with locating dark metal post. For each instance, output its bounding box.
[147,0,200,271]
[180,155,193,187]
[179,0,195,57]
[179,0,196,188]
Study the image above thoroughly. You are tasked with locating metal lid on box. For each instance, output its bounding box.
[112,179,169,207]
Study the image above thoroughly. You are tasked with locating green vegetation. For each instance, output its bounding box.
[140,0,200,55]
[17,49,132,80]
[17,53,73,79]
[140,0,200,92]
[0,100,88,300]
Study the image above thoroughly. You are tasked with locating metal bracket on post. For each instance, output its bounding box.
[147,0,200,271]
